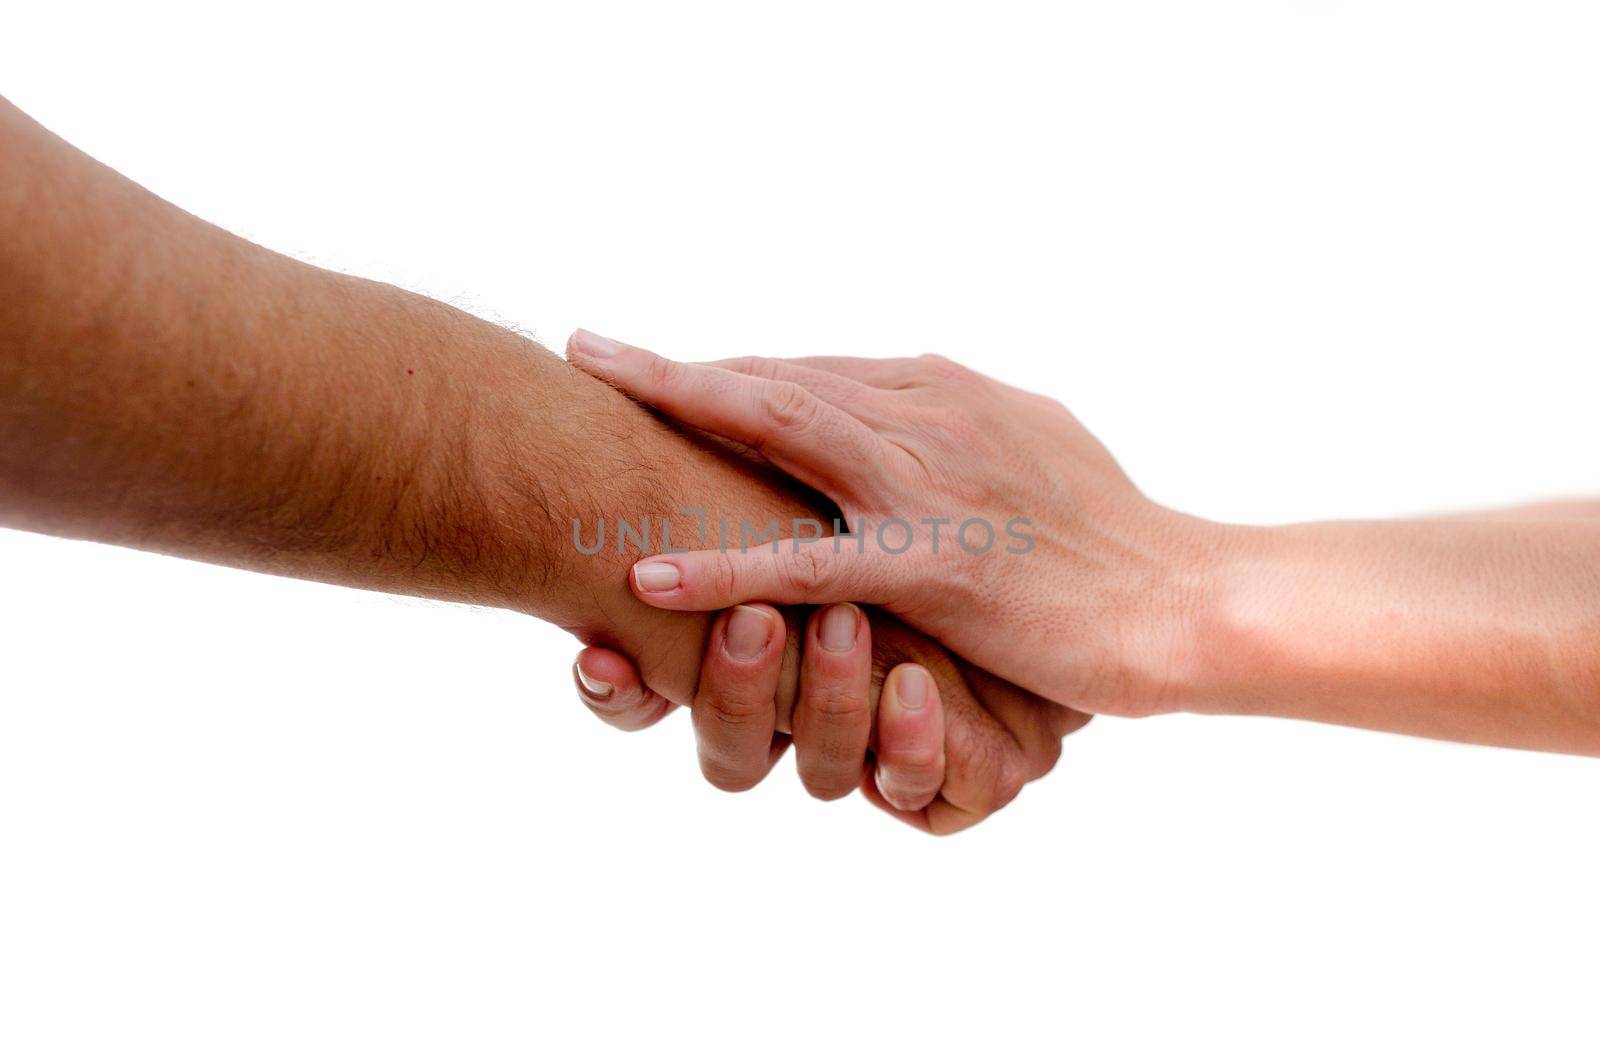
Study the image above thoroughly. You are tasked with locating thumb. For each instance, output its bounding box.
[628,539,900,612]
[572,645,675,732]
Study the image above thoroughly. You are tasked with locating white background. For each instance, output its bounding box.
[3,2,1598,1059]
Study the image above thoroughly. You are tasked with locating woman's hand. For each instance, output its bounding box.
[567,331,1228,718]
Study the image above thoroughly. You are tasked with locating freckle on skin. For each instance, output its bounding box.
[406,369,414,376]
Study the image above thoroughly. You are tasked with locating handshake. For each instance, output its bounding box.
[552,331,1600,833]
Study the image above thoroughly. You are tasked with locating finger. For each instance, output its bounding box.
[630,540,910,613]
[849,636,1046,836]
[566,329,891,504]
[705,356,888,419]
[780,356,931,389]
[692,604,786,792]
[919,660,1031,834]
[854,646,1027,836]
[573,646,675,732]
[873,663,946,811]
[784,353,980,392]
[791,603,874,800]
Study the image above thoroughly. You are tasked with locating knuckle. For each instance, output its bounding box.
[877,764,940,811]
[883,744,944,779]
[703,696,761,731]
[878,784,933,812]
[793,718,868,790]
[992,755,1027,810]
[763,382,821,435]
[783,547,836,596]
[1036,393,1071,417]
[944,733,1020,817]
[710,549,741,600]
[694,723,768,793]
[807,689,868,724]
[739,356,782,381]
[793,708,868,799]
[799,767,859,802]
[1030,734,1065,778]
[645,353,681,392]
[917,353,969,381]
[700,759,760,793]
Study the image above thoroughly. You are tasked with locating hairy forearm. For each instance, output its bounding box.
[1181,519,1600,753]
[0,99,538,605]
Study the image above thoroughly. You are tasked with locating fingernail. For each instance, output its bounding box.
[894,666,928,710]
[575,663,613,699]
[573,328,625,358]
[819,603,858,653]
[725,605,774,662]
[633,560,680,593]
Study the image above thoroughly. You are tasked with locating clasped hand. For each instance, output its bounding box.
[561,330,1213,832]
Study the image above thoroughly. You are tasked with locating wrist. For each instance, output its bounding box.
[1113,511,1267,717]
[1162,520,1298,717]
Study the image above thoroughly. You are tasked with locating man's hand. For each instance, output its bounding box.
[572,604,953,814]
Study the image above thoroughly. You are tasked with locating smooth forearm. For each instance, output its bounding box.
[1180,519,1600,752]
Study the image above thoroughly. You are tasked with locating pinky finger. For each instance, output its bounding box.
[873,664,946,811]
[573,646,676,732]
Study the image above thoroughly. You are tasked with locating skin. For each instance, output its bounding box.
[0,97,1086,833]
[574,606,947,811]
[567,331,1600,756]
